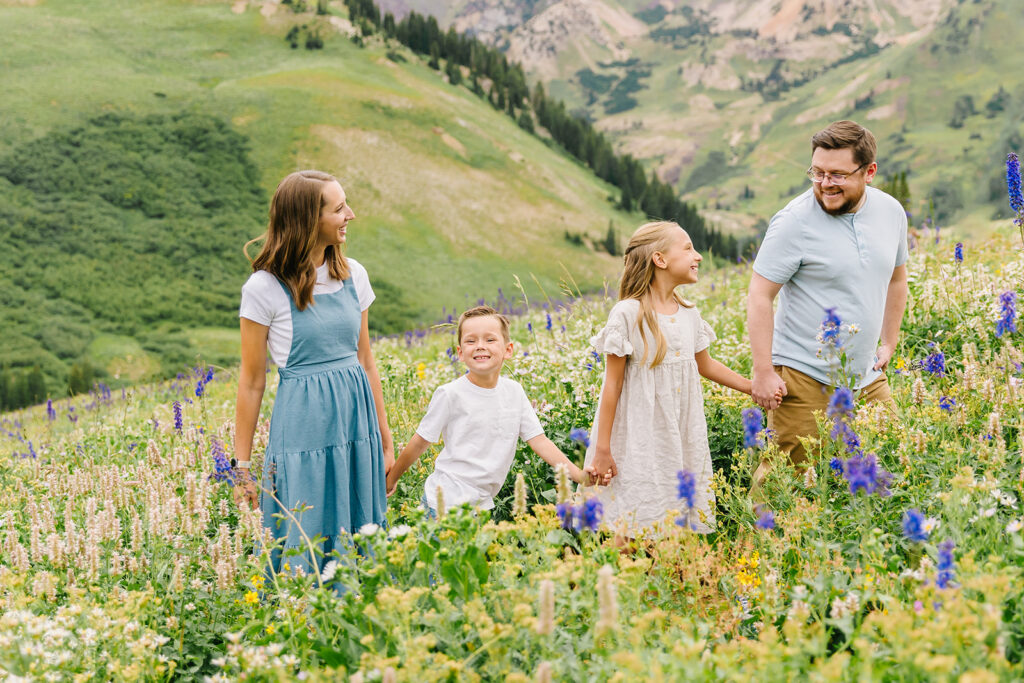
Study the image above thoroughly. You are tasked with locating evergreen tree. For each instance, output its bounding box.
[603,222,619,256]
[26,366,46,405]
[0,368,9,411]
[516,110,534,133]
[428,42,441,70]
[445,59,462,86]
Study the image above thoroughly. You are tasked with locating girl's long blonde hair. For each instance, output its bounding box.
[619,221,694,367]
[244,170,350,311]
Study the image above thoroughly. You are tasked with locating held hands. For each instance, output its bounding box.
[752,369,787,410]
[590,446,617,486]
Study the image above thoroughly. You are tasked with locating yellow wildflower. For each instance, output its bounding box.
[265,624,275,635]
[243,591,259,605]
[251,575,265,589]
[416,362,426,381]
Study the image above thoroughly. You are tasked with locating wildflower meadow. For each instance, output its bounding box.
[4,188,1024,678]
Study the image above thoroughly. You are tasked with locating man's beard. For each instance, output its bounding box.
[814,185,864,216]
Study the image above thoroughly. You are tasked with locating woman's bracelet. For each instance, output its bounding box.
[229,458,251,469]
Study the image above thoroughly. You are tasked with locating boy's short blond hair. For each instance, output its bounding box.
[457,306,511,344]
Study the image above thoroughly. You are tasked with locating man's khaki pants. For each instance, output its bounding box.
[753,365,895,483]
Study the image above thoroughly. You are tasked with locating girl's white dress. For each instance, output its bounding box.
[583,298,717,534]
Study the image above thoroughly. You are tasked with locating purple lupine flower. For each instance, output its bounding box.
[676,470,697,509]
[841,453,893,497]
[902,508,929,543]
[1007,153,1023,215]
[46,399,56,422]
[741,407,764,450]
[826,387,855,419]
[820,307,843,347]
[938,396,956,412]
[555,502,575,530]
[569,427,590,448]
[832,419,862,455]
[829,457,844,472]
[754,505,775,531]
[208,438,235,485]
[954,242,963,264]
[996,291,1017,337]
[923,351,946,377]
[173,401,183,433]
[545,313,553,331]
[935,539,956,589]
[581,498,603,531]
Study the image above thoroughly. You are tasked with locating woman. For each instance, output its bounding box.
[233,170,393,573]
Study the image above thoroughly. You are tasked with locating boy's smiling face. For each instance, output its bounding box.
[457,315,513,378]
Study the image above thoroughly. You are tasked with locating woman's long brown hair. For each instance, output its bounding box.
[619,221,693,367]
[244,170,350,310]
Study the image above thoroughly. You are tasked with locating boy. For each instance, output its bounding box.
[386,305,592,512]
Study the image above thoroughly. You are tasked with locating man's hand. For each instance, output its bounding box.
[873,343,896,371]
[752,369,787,410]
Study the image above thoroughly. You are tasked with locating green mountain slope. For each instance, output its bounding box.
[0,0,635,397]
[378,0,1024,235]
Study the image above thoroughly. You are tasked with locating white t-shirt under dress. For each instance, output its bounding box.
[238,258,375,367]
[583,298,717,534]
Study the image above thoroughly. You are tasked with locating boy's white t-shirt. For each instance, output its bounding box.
[238,258,375,368]
[419,375,544,510]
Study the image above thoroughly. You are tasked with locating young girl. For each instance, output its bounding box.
[233,170,393,573]
[586,221,751,535]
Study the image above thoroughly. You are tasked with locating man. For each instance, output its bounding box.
[747,120,909,473]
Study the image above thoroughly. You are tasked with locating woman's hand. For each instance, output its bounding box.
[233,470,259,509]
[382,438,396,477]
[590,445,617,485]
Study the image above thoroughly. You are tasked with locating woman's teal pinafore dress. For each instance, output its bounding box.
[261,277,386,572]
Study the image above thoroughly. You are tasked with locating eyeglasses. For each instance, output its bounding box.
[806,163,867,185]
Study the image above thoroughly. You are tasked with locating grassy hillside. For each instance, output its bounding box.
[394,0,1024,237]
[0,0,637,397]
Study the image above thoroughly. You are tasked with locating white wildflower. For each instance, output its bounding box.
[357,523,380,536]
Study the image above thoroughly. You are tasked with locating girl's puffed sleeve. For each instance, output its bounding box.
[695,316,717,354]
[591,302,634,357]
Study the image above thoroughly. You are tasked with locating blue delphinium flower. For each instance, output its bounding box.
[1008,152,1023,215]
[46,399,56,422]
[832,420,862,454]
[173,401,183,433]
[826,387,855,419]
[545,313,553,331]
[569,427,590,448]
[581,498,603,531]
[841,453,893,497]
[676,470,696,509]
[829,457,844,472]
[209,438,235,485]
[820,307,843,347]
[996,291,1017,337]
[923,351,946,376]
[935,539,956,589]
[938,396,956,412]
[741,407,764,449]
[754,505,775,531]
[556,502,575,530]
[902,508,929,543]
[954,242,963,264]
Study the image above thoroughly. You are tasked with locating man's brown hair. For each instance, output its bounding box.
[457,306,511,344]
[811,120,877,168]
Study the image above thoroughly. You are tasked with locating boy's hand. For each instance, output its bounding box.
[385,470,399,497]
[580,465,603,487]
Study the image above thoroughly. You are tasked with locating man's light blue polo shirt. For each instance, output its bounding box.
[752,186,908,390]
